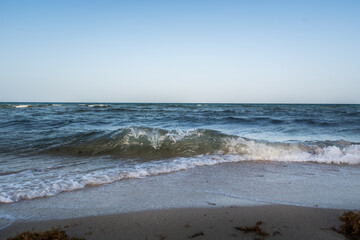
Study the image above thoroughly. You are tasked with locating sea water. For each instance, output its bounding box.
[0,103,360,227]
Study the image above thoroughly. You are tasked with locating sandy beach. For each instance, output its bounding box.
[0,204,347,240]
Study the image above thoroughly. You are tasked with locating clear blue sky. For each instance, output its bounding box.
[0,0,359,103]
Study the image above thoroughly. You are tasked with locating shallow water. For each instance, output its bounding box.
[0,161,359,230]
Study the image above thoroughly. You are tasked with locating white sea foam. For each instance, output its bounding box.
[120,127,201,150]
[0,194,13,204]
[226,139,360,164]
[13,105,29,108]
[0,154,241,203]
[87,104,107,107]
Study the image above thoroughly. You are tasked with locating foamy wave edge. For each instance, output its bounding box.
[1,146,360,204]
[224,138,360,164]
[0,155,239,203]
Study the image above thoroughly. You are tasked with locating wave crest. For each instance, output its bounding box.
[47,127,229,159]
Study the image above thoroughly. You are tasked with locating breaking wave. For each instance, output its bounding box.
[45,127,360,164]
[1,127,360,203]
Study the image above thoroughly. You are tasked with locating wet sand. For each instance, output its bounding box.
[0,204,346,240]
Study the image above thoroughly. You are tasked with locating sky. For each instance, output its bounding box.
[0,0,359,103]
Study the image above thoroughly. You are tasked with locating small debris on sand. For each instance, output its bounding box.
[188,231,205,238]
[7,227,85,240]
[235,221,270,238]
[332,211,360,240]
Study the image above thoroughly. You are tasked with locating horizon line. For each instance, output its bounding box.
[0,101,359,105]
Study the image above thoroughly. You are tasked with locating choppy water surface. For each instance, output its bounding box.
[0,103,359,203]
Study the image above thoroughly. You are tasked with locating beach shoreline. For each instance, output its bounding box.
[0,204,347,240]
[1,104,359,239]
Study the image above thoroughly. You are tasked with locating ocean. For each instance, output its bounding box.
[1,103,360,227]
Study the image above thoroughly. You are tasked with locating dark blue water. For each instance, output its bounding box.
[0,103,359,203]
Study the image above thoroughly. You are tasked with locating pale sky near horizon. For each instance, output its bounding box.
[0,0,359,103]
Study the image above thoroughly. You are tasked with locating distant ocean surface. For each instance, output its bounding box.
[1,103,360,204]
